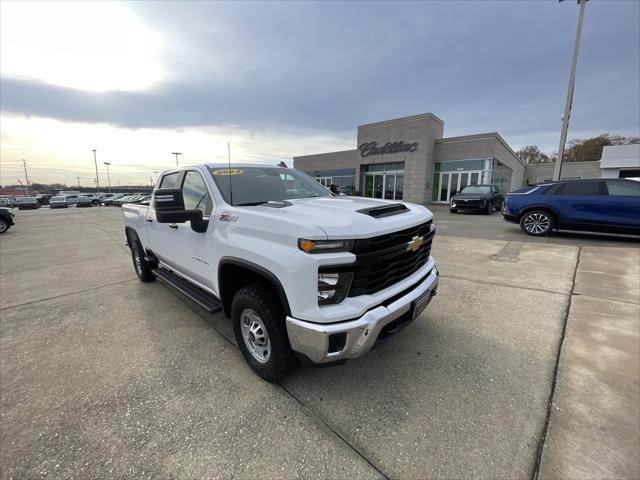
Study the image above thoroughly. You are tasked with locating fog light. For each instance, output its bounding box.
[318,271,353,305]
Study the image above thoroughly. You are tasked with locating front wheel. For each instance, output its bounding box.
[0,219,10,234]
[449,208,457,214]
[232,284,298,383]
[485,202,492,215]
[520,210,554,236]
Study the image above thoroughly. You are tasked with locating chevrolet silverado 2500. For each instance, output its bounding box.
[122,164,438,382]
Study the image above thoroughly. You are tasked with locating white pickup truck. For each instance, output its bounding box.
[122,163,438,382]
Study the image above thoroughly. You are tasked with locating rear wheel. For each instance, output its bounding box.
[520,210,554,236]
[129,234,156,282]
[232,283,298,383]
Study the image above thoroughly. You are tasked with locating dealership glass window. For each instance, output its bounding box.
[491,160,513,194]
[440,173,449,201]
[438,159,485,172]
[363,162,405,173]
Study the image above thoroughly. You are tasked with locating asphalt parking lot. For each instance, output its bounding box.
[1,207,638,479]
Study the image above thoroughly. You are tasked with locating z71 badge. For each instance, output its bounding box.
[219,214,238,222]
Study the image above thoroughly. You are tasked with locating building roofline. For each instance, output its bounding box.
[437,132,524,166]
[358,112,444,129]
[293,149,358,161]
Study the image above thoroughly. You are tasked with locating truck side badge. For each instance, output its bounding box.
[219,214,238,222]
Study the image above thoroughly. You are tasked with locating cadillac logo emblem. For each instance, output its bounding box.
[407,235,424,252]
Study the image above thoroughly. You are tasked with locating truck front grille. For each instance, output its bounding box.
[347,221,435,297]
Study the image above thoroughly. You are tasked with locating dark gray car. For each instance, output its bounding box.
[450,185,504,214]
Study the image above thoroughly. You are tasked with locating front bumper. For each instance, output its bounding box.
[285,267,439,364]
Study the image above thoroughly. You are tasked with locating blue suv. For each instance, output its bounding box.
[502,179,640,236]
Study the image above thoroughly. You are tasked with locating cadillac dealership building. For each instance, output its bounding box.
[293,113,525,204]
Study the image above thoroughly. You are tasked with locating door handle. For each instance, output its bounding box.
[169,224,178,229]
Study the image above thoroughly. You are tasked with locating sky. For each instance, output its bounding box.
[1,0,639,187]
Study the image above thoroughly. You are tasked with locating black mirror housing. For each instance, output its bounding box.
[154,188,204,225]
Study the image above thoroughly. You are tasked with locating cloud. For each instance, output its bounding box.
[0,0,638,183]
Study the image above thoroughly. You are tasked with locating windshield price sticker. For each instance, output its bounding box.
[212,169,244,176]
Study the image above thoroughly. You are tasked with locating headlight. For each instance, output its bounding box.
[299,238,353,253]
[317,271,353,304]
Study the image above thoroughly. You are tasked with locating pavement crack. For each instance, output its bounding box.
[440,273,571,297]
[0,278,137,311]
[170,285,390,479]
[531,246,582,480]
[280,384,391,480]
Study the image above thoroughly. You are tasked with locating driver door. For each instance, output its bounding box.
[169,169,216,291]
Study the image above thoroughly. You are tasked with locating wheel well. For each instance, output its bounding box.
[124,227,138,247]
[519,206,558,223]
[218,262,290,318]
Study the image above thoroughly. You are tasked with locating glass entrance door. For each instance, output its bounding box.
[439,170,482,203]
[364,172,404,200]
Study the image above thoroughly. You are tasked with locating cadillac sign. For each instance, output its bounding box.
[359,140,418,158]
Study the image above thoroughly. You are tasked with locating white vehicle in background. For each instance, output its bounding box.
[49,195,75,208]
[122,164,439,382]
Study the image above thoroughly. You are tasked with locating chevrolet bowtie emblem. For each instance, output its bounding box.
[407,235,424,252]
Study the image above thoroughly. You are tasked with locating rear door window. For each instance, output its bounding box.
[605,181,640,196]
[159,172,179,189]
[556,181,604,196]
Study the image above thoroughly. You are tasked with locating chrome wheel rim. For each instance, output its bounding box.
[524,213,550,234]
[240,308,271,363]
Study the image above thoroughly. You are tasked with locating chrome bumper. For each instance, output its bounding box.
[285,268,439,364]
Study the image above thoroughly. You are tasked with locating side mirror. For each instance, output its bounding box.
[153,188,205,227]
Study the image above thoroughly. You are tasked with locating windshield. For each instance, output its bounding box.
[51,196,65,201]
[210,167,331,206]
[18,197,35,202]
[460,186,491,194]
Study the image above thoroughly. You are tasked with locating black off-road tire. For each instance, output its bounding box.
[128,234,156,282]
[231,283,298,383]
[520,210,555,236]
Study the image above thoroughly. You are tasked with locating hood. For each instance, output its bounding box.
[238,196,432,239]
[453,192,489,200]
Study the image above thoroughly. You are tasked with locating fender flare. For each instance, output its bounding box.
[218,257,291,316]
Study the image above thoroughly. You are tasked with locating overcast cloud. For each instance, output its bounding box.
[1,0,638,185]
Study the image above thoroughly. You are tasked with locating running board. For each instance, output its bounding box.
[151,268,222,314]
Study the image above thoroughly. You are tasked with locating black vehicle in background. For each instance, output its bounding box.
[17,197,40,210]
[76,196,93,208]
[0,207,15,234]
[450,185,504,214]
[35,194,50,205]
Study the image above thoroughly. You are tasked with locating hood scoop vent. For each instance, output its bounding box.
[357,204,409,218]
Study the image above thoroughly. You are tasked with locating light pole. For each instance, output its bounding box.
[92,149,101,195]
[554,0,588,181]
[22,159,30,195]
[171,152,182,166]
[103,162,112,193]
